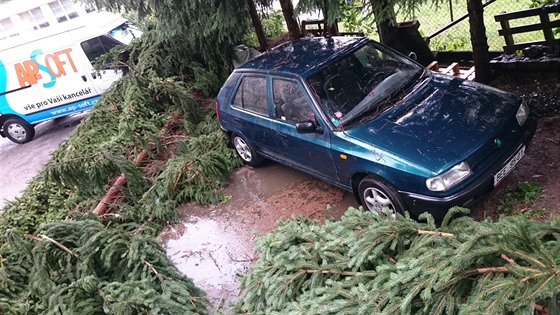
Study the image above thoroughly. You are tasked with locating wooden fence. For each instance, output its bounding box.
[494,4,560,54]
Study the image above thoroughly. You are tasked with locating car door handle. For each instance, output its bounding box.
[233,118,242,124]
[81,75,87,82]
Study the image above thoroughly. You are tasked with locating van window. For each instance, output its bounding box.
[80,35,122,65]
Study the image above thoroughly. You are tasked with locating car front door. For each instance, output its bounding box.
[271,77,337,181]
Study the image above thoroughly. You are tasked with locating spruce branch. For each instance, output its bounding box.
[93,149,148,215]
[501,253,517,264]
[25,234,81,260]
[417,230,455,237]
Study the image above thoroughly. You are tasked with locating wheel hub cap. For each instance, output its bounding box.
[363,187,395,215]
[7,124,27,141]
[234,138,252,162]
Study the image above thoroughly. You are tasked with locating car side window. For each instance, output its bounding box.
[232,76,268,116]
[272,79,314,124]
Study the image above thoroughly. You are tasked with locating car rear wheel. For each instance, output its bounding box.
[358,176,406,218]
[231,134,263,167]
[2,118,35,144]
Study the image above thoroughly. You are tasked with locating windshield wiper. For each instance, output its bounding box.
[338,71,409,126]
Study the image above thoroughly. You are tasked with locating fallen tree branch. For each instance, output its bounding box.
[25,234,81,260]
[417,230,455,237]
[93,149,149,215]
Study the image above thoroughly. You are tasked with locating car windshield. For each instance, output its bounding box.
[307,42,424,128]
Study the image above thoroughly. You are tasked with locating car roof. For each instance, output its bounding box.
[237,36,369,79]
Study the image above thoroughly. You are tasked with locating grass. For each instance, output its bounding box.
[498,181,542,216]
[394,0,554,51]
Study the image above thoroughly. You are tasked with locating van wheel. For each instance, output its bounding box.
[3,118,35,144]
[358,176,406,218]
[231,134,263,167]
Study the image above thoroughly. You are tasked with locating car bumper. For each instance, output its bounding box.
[399,116,538,221]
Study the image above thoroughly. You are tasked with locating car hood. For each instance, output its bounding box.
[343,74,522,174]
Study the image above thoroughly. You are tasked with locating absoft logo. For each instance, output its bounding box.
[14,48,78,89]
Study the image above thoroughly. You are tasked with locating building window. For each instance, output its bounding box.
[85,4,97,13]
[0,18,18,40]
[49,0,79,23]
[19,8,50,31]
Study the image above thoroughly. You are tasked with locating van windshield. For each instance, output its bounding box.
[108,22,142,45]
[307,42,423,127]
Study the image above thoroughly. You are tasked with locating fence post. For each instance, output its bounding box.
[539,10,555,47]
[499,19,515,54]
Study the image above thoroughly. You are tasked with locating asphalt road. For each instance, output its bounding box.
[0,112,88,210]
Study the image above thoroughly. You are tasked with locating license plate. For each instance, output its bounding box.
[493,146,525,187]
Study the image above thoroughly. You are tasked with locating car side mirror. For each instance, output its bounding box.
[296,120,323,134]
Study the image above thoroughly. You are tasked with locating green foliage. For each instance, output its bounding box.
[338,1,377,36]
[0,2,247,312]
[235,207,560,314]
[244,10,287,48]
[499,181,542,215]
[429,33,470,51]
[531,0,558,7]
[0,217,208,314]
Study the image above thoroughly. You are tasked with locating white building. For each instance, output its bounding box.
[0,0,96,40]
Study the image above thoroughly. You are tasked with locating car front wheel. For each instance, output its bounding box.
[231,134,263,167]
[2,118,35,144]
[358,176,406,218]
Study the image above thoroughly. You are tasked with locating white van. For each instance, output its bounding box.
[0,12,140,144]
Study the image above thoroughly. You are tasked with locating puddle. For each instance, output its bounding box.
[160,161,358,310]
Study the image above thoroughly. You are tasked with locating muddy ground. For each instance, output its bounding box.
[160,71,560,310]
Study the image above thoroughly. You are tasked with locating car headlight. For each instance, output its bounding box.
[516,101,529,126]
[426,162,472,192]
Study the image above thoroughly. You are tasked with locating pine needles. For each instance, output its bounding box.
[235,208,560,315]
[0,19,243,314]
[2,216,209,314]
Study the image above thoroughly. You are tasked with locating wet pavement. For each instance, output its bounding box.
[0,112,87,210]
[159,161,358,310]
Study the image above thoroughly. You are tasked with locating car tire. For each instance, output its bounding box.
[358,175,406,218]
[2,118,35,144]
[231,134,263,167]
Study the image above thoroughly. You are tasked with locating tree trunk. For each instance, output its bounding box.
[247,0,268,51]
[375,2,405,53]
[322,4,338,36]
[467,0,492,83]
[279,0,302,40]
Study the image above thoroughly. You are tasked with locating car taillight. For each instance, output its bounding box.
[215,102,220,120]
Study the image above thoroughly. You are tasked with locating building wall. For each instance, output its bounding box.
[0,0,96,40]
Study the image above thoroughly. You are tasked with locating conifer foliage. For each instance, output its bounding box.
[235,208,560,314]
[1,214,208,314]
[0,3,246,311]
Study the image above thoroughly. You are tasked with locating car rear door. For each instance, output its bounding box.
[227,74,281,158]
